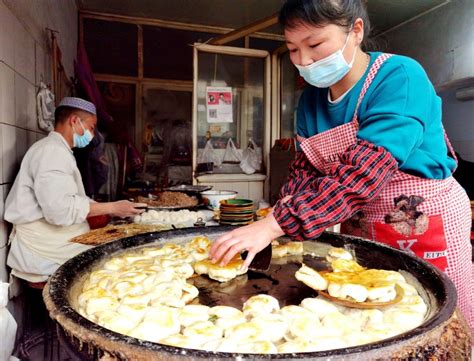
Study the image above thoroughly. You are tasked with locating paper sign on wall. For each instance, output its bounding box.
[206,87,233,123]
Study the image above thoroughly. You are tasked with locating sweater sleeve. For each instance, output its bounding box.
[273,139,397,240]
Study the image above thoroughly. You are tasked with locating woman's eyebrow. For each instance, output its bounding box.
[287,33,319,45]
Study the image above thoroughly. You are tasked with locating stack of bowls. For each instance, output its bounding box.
[200,190,238,211]
[218,199,254,225]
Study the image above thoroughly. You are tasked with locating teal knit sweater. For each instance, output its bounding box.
[297,52,456,179]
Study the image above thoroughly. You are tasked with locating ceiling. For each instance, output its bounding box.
[78,0,449,36]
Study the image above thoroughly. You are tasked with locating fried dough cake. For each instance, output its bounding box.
[193,254,246,282]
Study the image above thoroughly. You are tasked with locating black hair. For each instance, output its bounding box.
[54,106,89,124]
[279,0,371,45]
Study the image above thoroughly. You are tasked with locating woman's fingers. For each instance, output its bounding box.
[211,236,242,264]
[210,232,233,256]
[241,250,256,270]
[219,240,249,266]
[210,217,285,267]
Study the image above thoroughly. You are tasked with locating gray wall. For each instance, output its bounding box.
[381,0,473,89]
[438,88,474,162]
[0,0,78,282]
[380,0,474,162]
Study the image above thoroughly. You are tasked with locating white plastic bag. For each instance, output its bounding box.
[36,82,55,132]
[240,139,262,174]
[222,138,242,164]
[0,283,17,361]
[198,139,222,167]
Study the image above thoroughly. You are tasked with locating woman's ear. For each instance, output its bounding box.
[353,18,365,45]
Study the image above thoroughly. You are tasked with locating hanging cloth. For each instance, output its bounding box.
[36,82,55,132]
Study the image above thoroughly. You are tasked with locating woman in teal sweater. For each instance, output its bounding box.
[210,0,472,331]
[297,51,456,179]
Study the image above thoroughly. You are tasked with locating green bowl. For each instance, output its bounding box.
[220,199,254,207]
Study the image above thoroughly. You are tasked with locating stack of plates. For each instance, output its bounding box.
[219,199,254,226]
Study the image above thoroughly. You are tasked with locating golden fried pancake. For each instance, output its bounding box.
[182,320,223,343]
[286,241,304,255]
[300,297,339,317]
[193,255,246,282]
[238,340,277,354]
[272,244,288,258]
[295,264,328,291]
[242,294,280,317]
[96,310,139,334]
[179,305,210,327]
[326,247,353,263]
[252,314,287,342]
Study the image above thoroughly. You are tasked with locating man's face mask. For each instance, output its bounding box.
[295,30,357,88]
[73,118,94,148]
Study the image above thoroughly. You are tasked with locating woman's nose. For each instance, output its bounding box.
[299,50,314,66]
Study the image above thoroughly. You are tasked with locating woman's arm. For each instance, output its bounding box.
[273,139,398,240]
[279,151,323,198]
[210,139,397,267]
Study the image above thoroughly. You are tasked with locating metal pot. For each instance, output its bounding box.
[43,227,471,360]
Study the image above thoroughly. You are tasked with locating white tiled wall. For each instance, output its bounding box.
[15,73,36,130]
[13,19,35,85]
[0,2,15,68]
[0,0,78,283]
[1,123,17,184]
[0,62,15,125]
[0,185,7,282]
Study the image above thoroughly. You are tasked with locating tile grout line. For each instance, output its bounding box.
[0,59,37,88]
[0,122,46,135]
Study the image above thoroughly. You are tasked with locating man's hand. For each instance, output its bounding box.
[111,200,146,218]
[210,215,285,269]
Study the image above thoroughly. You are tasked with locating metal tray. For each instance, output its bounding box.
[144,204,204,211]
[163,184,212,193]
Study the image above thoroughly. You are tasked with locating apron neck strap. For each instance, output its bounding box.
[352,53,393,125]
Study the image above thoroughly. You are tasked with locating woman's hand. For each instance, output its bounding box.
[111,200,146,218]
[210,215,285,269]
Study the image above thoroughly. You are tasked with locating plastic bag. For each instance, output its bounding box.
[0,283,17,361]
[198,140,222,167]
[222,138,242,164]
[36,82,55,132]
[240,139,262,174]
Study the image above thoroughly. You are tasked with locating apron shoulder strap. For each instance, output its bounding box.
[351,53,458,169]
[443,128,458,166]
[352,53,394,125]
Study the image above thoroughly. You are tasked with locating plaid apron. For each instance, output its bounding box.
[297,54,473,329]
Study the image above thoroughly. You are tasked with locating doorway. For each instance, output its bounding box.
[141,86,193,185]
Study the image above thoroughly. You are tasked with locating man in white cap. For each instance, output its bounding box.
[4,97,145,283]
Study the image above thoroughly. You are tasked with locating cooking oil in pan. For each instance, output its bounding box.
[189,254,328,310]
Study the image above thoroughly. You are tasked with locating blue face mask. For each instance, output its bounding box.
[295,32,356,88]
[73,119,93,148]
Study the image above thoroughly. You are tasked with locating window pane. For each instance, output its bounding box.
[196,51,266,174]
[143,26,216,80]
[280,52,304,139]
[96,81,136,144]
[84,18,138,76]
[141,88,192,184]
[249,37,283,52]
